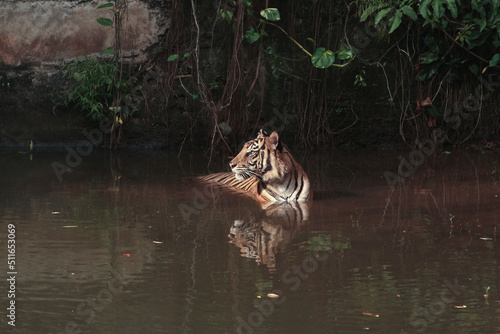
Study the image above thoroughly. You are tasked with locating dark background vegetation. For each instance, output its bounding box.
[1,0,499,152]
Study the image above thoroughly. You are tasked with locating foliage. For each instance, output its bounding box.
[358,0,500,79]
[175,1,361,150]
[44,0,499,150]
[354,0,500,145]
[57,0,145,149]
[63,55,140,127]
[254,8,355,69]
[96,1,121,55]
[63,57,117,120]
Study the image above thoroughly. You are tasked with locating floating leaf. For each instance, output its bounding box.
[97,18,113,26]
[260,8,280,21]
[167,54,179,62]
[362,312,380,317]
[311,47,335,68]
[97,3,114,9]
[307,235,332,251]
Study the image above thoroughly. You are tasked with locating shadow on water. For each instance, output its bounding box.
[0,148,498,333]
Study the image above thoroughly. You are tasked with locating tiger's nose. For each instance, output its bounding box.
[229,161,236,169]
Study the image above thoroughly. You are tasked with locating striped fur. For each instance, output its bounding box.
[197,130,312,206]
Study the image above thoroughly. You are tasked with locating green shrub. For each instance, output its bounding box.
[63,56,116,120]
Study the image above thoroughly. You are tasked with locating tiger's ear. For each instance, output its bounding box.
[269,131,279,150]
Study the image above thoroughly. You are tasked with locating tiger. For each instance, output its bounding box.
[198,129,312,207]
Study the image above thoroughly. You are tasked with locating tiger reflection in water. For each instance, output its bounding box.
[197,130,312,269]
[227,201,310,270]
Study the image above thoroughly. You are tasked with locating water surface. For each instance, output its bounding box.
[0,148,499,333]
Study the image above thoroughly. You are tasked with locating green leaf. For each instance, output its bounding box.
[311,47,336,68]
[477,5,486,19]
[489,54,500,67]
[307,236,333,252]
[420,51,439,64]
[401,5,418,21]
[471,0,480,12]
[468,63,479,75]
[388,10,403,34]
[167,54,178,61]
[478,19,487,32]
[337,46,354,60]
[220,10,233,21]
[375,7,392,26]
[96,18,113,26]
[444,0,458,19]
[493,38,500,48]
[245,27,260,43]
[360,7,374,22]
[100,46,114,54]
[219,122,232,136]
[97,3,114,9]
[419,0,432,20]
[260,8,280,21]
[432,0,448,19]
[183,52,190,58]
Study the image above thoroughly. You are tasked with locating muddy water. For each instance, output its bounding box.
[0,148,498,334]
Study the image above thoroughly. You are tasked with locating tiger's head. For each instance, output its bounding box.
[229,130,290,183]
